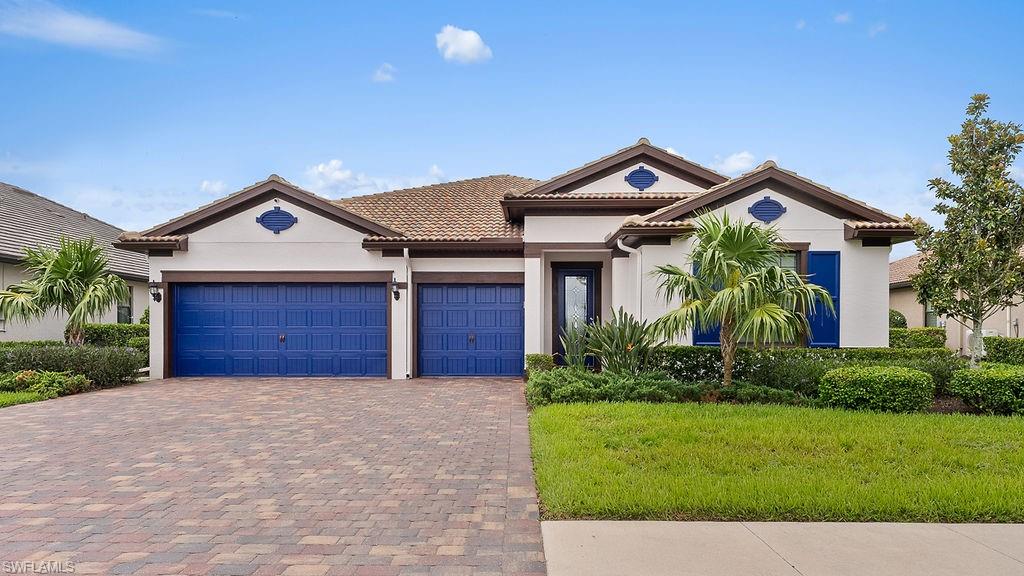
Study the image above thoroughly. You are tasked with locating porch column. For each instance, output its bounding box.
[611,254,637,317]
[524,256,544,354]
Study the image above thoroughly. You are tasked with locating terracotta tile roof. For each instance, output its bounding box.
[117,233,188,243]
[336,175,540,240]
[506,191,696,200]
[620,216,694,228]
[0,181,148,280]
[846,220,915,230]
[890,252,924,286]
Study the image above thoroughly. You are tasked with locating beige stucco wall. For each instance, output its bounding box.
[890,285,1024,354]
[0,262,148,342]
[571,162,707,195]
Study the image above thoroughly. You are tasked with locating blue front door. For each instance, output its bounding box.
[172,283,388,377]
[418,283,524,376]
[807,251,840,347]
[553,266,598,363]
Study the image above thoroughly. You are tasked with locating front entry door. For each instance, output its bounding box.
[553,264,600,363]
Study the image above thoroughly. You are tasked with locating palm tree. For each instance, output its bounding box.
[653,212,834,386]
[0,237,130,345]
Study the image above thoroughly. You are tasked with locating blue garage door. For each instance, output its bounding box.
[418,284,524,376]
[172,283,387,377]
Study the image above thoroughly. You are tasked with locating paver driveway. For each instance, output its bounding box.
[0,378,545,575]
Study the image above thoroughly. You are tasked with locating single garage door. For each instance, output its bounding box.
[172,283,387,377]
[418,283,524,377]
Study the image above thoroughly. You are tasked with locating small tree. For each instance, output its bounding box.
[912,94,1024,366]
[652,212,833,386]
[0,237,130,345]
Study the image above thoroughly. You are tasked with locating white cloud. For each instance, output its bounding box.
[711,151,757,175]
[304,159,447,198]
[435,25,492,63]
[665,147,684,157]
[833,12,852,24]
[0,0,161,54]
[795,19,806,30]
[868,22,887,37]
[372,62,396,83]
[199,179,226,196]
[191,8,242,19]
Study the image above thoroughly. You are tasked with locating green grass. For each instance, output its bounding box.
[0,391,44,408]
[530,402,1024,522]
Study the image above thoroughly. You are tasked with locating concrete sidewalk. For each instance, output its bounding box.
[543,521,1024,576]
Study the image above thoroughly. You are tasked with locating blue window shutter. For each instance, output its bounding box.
[807,251,840,347]
[691,262,720,346]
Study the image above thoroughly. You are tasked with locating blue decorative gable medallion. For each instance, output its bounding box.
[256,206,298,234]
[748,196,786,223]
[624,166,659,191]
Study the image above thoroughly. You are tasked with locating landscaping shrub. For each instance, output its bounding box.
[69,323,149,347]
[654,346,964,396]
[0,340,64,348]
[559,322,590,369]
[127,336,150,357]
[140,306,150,325]
[586,307,663,375]
[526,369,683,406]
[819,366,935,413]
[0,391,43,408]
[674,380,812,406]
[889,327,946,349]
[984,337,1024,365]
[526,353,555,378]
[948,365,1024,415]
[0,370,92,399]
[0,345,144,387]
[889,309,908,328]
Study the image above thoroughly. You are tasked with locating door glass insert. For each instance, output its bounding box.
[563,275,589,332]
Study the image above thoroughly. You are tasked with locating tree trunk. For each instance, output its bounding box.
[969,318,986,367]
[720,316,737,387]
[67,326,84,347]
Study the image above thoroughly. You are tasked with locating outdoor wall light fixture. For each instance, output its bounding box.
[391,277,401,301]
[148,282,162,303]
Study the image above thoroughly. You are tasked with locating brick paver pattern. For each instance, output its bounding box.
[0,378,545,575]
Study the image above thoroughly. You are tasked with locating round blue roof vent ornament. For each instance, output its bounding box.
[256,206,298,234]
[748,196,787,223]
[624,166,659,191]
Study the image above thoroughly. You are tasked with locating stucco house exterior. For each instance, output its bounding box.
[117,139,915,379]
[0,182,150,342]
[890,252,1022,353]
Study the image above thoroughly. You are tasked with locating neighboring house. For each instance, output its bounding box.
[890,252,1022,353]
[0,182,150,342]
[116,139,915,379]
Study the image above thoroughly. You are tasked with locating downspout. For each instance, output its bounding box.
[617,239,642,319]
[404,248,412,379]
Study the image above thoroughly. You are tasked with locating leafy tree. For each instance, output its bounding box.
[0,237,130,345]
[653,212,833,386]
[912,94,1024,366]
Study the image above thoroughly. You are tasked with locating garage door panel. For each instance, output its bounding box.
[418,283,524,377]
[173,283,387,377]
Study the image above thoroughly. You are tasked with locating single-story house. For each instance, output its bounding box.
[117,139,915,379]
[890,252,1022,353]
[0,181,150,341]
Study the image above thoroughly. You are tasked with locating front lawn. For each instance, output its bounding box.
[0,391,44,408]
[530,402,1024,522]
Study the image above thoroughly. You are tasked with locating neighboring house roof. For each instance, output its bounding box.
[0,181,148,281]
[336,175,539,240]
[890,252,925,288]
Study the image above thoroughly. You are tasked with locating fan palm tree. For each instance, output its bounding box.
[652,212,834,386]
[0,237,130,345]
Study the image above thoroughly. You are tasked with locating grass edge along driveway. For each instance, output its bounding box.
[530,402,1024,522]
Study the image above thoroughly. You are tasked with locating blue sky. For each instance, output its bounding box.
[1,1,1022,259]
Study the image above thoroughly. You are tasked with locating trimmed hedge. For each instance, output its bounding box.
[889,327,946,349]
[70,323,149,347]
[984,337,1024,365]
[889,309,908,329]
[525,353,555,378]
[949,365,1024,415]
[819,366,935,412]
[127,336,150,358]
[0,340,64,348]
[0,370,92,399]
[653,346,965,396]
[0,345,144,388]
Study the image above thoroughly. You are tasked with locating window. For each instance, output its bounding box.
[776,252,798,273]
[924,300,939,327]
[117,286,133,324]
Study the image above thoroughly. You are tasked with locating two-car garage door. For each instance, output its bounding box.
[171,281,524,378]
[172,283,388,377]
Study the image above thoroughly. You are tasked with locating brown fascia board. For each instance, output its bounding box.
[112,236,189,254]
[650,167,899,224]
[522,144,728,198]
[890,280,913,289]
[501,196,683,220]
[362,237,524,252]
[143,179,400,238]
[603,225,693,248]
[843,223,917,241]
